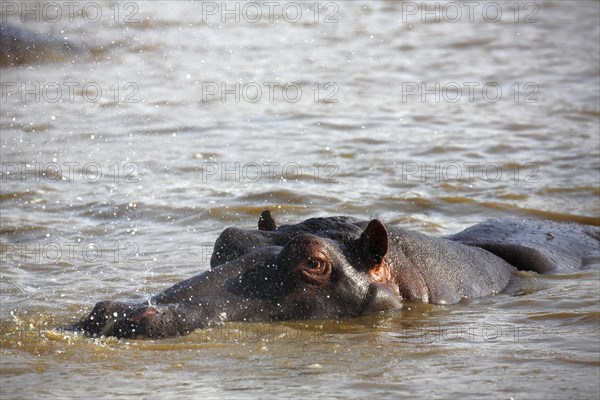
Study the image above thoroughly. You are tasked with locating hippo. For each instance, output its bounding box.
[0,23,85,67]
[68,210,599,339]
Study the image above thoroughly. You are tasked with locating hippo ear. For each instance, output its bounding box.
[360,219,389,269]
[258,209,278,231]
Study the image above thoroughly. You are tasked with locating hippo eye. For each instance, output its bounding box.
[295,257,332,286]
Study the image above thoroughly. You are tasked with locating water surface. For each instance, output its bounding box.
[1,1,599,399]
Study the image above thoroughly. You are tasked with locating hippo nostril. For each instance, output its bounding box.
[129,307,159,321]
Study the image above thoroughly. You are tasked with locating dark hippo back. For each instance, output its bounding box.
[448,218,600,273]
[383,226,515,304]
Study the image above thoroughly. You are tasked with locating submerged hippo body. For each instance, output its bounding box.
[70,211,599,339]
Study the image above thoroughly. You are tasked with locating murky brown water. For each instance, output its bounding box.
[1,1,599,399]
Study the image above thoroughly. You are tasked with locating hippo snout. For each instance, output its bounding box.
[69,301,212,338]
[361,284,403,314]
[68,301,164,338]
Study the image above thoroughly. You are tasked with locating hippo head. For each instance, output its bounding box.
[229,219,403,320]
[71,217,402,338]
[210,210,365,268]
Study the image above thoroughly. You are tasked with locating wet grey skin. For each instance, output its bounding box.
[68,210,599,339]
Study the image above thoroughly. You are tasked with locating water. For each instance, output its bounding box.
[1,1,599,398]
